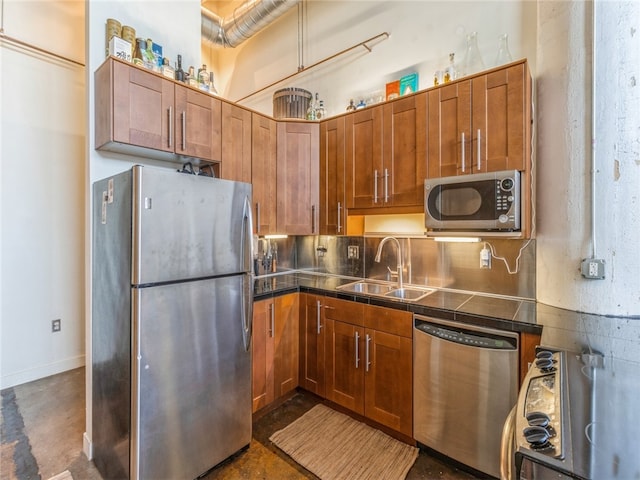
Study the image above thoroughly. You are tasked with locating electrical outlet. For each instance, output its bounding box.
[479,247,491,269]
[581,258,605,279]
[347,245,359,260]
[52,319,61,332]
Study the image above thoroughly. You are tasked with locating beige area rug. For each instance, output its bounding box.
[269,404,418,480]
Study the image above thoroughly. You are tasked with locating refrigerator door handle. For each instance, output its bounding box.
[241,195,254,352]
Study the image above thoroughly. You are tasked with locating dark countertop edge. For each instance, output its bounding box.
[253,273,542,335]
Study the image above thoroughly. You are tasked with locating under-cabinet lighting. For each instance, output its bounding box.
[433,236,482,243]
[264,234,288,239]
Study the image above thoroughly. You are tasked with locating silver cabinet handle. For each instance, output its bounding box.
[365,334,372,372]
[337,201,342,234]
[477,129,482,171]
[269,302,275,338]
[374,170,379,203]
[181,111,186,151]
[355,331,360,368]
[316,300,323,334]
[384,168,389,202]
[461,132,466,173]
[255,202,261,234]
[168,106,173,149]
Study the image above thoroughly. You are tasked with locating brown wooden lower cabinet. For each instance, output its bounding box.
[298,293,325,397]
[324,298,413,437]
[252,293,299,413]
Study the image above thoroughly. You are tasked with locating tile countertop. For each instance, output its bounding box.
[253,271,541,335]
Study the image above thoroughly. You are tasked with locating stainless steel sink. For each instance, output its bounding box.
[384,287,435,301]
[337,281,435,302]
[337,281,393,295]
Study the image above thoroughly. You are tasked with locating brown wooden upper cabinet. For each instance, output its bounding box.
[251,113,277,235]
[221,102,252,183]
[320,117,346,235]
[346,93,426,210]
[95,58,222,164]
[276,122,320,235]
[427,60,531,177]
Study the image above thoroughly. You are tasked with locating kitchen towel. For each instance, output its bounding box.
[270,404,418,480]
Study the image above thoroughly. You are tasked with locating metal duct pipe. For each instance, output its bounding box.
[202,0,301,48]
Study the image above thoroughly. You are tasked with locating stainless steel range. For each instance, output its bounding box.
[506,349,597,480]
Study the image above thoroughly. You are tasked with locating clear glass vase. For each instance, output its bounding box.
[462,32,485,77]
[494,33,513,67]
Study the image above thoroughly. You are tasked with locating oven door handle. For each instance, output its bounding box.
[500,404,517,480]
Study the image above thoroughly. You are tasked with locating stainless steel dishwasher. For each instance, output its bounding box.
[413,314,519,479]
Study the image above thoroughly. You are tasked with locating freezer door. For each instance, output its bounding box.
[131,165,252,284]
[131,275,252,480]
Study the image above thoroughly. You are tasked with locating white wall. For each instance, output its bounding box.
[85,0,202,457]
[536,1,640,316]
[208,1,537,117]
[0,1,86,389]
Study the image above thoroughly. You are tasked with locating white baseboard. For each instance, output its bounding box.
[0,355,85,389]
[83,431,93,460]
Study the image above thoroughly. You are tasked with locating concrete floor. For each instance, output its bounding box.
[1,368,478,480]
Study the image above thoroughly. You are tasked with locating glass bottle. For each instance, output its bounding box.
[209,72,218,95]
[198,65,209,91]
[132,38,145,67]
[143,38,156,70]
[187,66,197,87]
[444,53,457,83]
[161,58,175,79]
[306,94,317,120]
[316,100,326,120]
[494,33,513,67]
[462,32,485,77]
[175,54,185,82]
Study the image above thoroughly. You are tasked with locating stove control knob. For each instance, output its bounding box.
[535,357,554,370]
[526,411,551,428]
[536,350,553,359]
[523,426,550,446]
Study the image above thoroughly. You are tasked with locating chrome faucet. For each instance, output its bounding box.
[374,236,403,289]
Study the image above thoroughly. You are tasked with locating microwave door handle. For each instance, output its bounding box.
[461,132,466,173]
[477,129,482,171]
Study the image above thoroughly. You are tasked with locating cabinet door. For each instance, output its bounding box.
[320,117,346,235]
[274,293,299,398]
[174,84,221,161]
[277,122,320,234]
[472,63,527,172]
[382,94,427,207]
[106,60,174,152]
[427,80,472,178]
[298,294,325,396]
[252,298,274,412]
[345,105,384,208]
[325,320,364,414]
[251,113,277,235]
[221,102,252,182]
[364,329,413,436]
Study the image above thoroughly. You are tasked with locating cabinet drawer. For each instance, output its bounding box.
[364,305,412,338]
[324,297,364,326]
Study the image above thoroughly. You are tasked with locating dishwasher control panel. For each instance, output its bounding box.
[414,319,518,350]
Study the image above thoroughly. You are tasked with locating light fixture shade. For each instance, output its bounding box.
[433,236,482,243]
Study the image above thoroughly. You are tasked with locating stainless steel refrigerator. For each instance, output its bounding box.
[92,165,254,480]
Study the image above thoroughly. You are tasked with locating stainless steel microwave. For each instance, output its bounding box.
[424,170,521,233]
